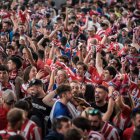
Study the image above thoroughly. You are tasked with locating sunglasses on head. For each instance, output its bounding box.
[86,109,101,116]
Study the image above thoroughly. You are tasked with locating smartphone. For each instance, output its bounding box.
[112,91,120,100]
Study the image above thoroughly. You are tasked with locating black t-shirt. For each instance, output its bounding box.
[91,102,115,122]
[31,97,52,118]
[31,97,52,136]
[91,102,108,113]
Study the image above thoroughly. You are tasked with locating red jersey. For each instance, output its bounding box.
[123,126,135,140]
[96,29,106,38]
[21,119,42,140]
[100,122,120,140]
[113,105,131,131]
[37,59,45,70]
[89,66,102,85]
[0,106,9,130]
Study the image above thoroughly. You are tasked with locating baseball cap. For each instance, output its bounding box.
[2,90,16,105]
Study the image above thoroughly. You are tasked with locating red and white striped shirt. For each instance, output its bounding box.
[89,131,105,140]
[21,119,42,140]
[96,29,106,38]
[129,82,140,108]
[100,122,120,140]
[113,105,131,131]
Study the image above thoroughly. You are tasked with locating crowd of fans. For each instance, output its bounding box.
[0,0,140,140]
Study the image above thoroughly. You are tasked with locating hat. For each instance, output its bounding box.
[2,90,15,104]
[87,26,95,31]
[28,79,43,88]
[122,28,129,32]
[101,20,110,26]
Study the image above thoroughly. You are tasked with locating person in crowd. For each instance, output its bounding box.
[72,117,105,140]
[27,79,52,137]
[131,127,140,140]
[44,116,71,140]
[123,109,140,140]
[50,84,73,121]
[15,100,42,140]
[0,108,24,139]
[86,108,120,140]
[0,0,139,139]
[0,65,15,92]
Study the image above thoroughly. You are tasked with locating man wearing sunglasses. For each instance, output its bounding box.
[87,109,120,140]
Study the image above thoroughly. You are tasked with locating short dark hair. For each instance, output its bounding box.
[52,116,70,131]
[65,128,82,140]
[72,56,79,65]
[8,56,22,69]
[131,127,140,140]
[0,65,9,72]
[105,66,117,78]
[14,100,30,112]
[59,55,69,64]
[95,85,108,93]
[56,84,71,97]
[76,62,88,71]
[72,117,91,132]
[28,79,43,88]
[131,108,140,119]
[6,45,15,51]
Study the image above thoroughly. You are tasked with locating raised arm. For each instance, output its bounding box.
[42,90,57,107]
[102,86,115,122]
[24,45,36,66]
[95,48,104,76]
[47,69,56,91]
[84,49,93,64]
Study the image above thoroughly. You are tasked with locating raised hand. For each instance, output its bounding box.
[36,70,45,79]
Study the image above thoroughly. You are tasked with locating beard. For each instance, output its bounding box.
[31,92,39,98]
[91,124,101,131]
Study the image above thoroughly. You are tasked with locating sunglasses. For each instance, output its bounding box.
[86,109,100,116]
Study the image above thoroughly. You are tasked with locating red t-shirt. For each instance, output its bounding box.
[88,66,102,84]
[37,59,45,70]
[0,106,9,130]
[123,126,135,140]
